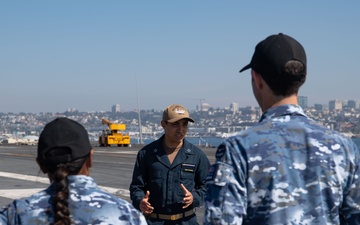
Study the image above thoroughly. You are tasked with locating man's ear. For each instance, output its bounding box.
[36,158,47,174]
[87,149,94,168]
[251,70,264,89]
[161,120,166,129]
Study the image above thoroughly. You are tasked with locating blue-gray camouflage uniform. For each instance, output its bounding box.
[0,175,147,225]
[204,104,360,225]
[130,135,210,225]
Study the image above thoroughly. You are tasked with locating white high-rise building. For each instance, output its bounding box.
[230,102,239,113]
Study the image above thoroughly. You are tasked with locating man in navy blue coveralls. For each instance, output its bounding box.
[130,104,210,225]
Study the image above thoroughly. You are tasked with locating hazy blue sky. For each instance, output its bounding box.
[1,1,359,113]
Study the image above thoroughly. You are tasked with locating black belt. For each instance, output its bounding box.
[150,209,195,221]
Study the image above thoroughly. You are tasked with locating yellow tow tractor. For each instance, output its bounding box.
[98,118,131,147]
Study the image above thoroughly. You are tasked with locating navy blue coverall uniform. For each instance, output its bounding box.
[130,135,210,225]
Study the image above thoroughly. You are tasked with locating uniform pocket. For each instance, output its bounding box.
[181,163,196,180]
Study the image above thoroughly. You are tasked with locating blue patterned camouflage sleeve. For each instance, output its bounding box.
[203,139,248,225]
[0,191,52,225]
[0,176,148,225]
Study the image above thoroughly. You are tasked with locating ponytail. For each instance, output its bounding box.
[53,164,71,225]
[41,150,89,225]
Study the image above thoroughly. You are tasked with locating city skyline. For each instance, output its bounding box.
[1,96,359,114]
[1,1,359,113]
[89,97,360,112]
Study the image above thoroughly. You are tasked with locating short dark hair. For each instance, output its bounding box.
[259,60,306,96]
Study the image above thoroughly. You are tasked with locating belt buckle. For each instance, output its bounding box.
[170,214,179,220]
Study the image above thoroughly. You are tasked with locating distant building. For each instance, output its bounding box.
[348,100,360,109]
[314,104,323,111]
[200,103,211,112]
[230,102,239,113]
[298,96,308,109]
[329,99,343,111]
[112,104,120,113]
[342,100,348,108]
[314,103,329,111]
[67,107,77,112]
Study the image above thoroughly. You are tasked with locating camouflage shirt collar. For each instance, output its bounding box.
[259,104,306,123]
[49,175,97,190]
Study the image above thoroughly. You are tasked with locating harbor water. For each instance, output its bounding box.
[140,137,360,149]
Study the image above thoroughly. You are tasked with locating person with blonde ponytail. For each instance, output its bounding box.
[0,117,147,225]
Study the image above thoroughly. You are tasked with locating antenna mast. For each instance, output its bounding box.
[136,74,143,144]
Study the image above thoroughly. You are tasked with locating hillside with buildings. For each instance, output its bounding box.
[1,97,360,145]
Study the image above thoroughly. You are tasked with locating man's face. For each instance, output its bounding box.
[162,119,189,144]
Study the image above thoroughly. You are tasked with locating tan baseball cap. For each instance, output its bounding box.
[162,104,194,123]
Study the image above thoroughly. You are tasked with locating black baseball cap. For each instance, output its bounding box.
[37,117,92,165]
[239,33,306,75]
